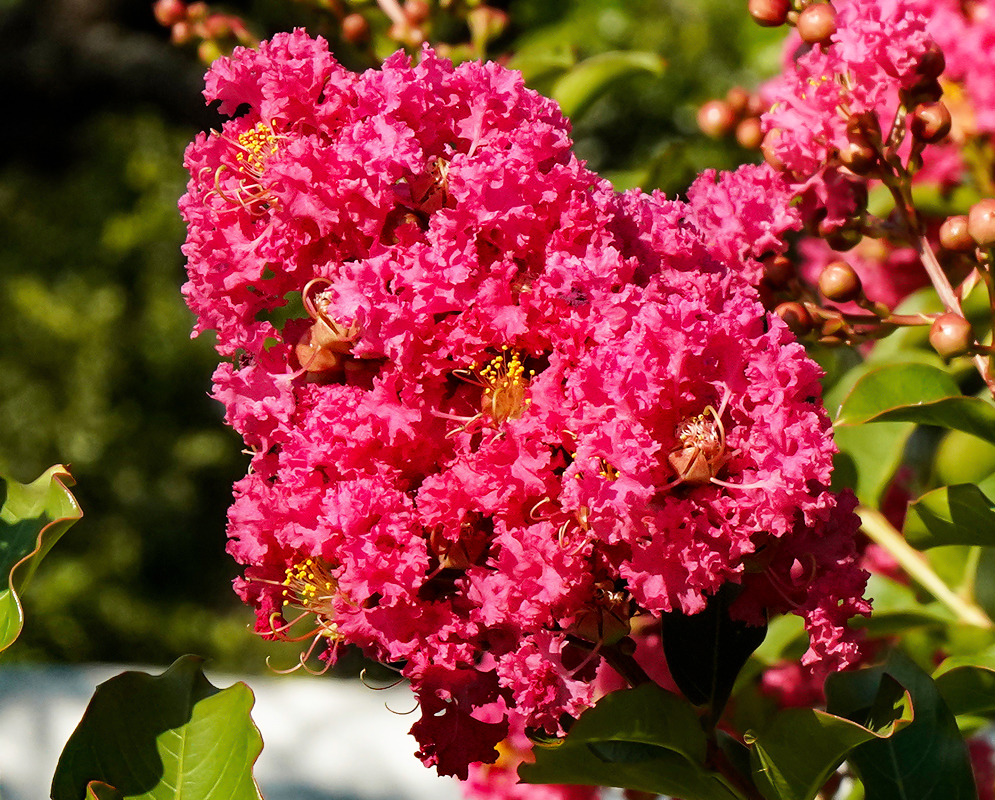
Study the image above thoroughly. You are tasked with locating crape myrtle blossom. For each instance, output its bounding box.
[180,31,869,781]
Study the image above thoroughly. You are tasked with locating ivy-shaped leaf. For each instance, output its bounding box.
[0,465,82,654]
[51,655,264,800]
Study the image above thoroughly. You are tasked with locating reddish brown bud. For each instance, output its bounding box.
[968,199,995,247]
[170,19,192,44]
[824,226,863,252]
[154,0,187,27]
[929,313,974,358]
[186,1,207,21]
[907,77,943,105]
[819,260,863,302]
[341,13,370,44]
[735,117,764,150]
[915,40,946,81]
[697,100,737,138]
[749,0,791,26]
[761,129,786,172]
[846,111,882,147]
[775,302,814,336]
[797,3,837,44]
[910,102,952,143]
[764,254,796,287]
[403,0,430,24]
[838,139,878,174]
[939,215,975,252]
[726,86,751,116]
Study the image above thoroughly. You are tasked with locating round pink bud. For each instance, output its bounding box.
[735,117,764,150]
[726,86,750,116]
[749,0,791,27]
[819,261,863,303]
[154,0,187,27]
[797,3,837,45]
[929,313,974,359]
[776,302,814,336]
[761,129,786,172]
[404,0,430,24]
[910,102,952,143]
[697,100,736,138]
[341,13,370,44]
[968,199,995,247]
[939,215,975,252]
[764,254,796,287]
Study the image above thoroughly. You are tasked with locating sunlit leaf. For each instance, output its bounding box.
[520,684,741,800]
[0,464,82,654]
[904,475,995,550]
[551,51,666,118]
[51,655,263,800]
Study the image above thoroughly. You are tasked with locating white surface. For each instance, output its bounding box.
[0,664,463,800]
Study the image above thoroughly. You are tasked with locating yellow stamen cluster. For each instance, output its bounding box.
[475,347,533,425]
[236,121,280,177]
[282,557,337,615]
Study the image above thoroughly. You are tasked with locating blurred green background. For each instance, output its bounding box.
[0,0,780,671]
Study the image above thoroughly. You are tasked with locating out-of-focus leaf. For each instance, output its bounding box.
[0,465,82,654]
[51,655,263,800]
[520,684,741,800]
[827,650,976,800]
[933,650,995,716]
[831,423,914,506]
[935,428,995,485]
[551,51,665,119]
[852,574,955,636]
[904,475,995,549]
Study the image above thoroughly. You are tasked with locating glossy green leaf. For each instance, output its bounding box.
[837,363,995,444]
[85,782,125,800]
[904,475,995,549]
[934,428,995,486]
[551,51,666,119]
[749,704,905,800]
[520,684,741,800]
[828,650,976,800]
[51,655,263,800]
[933,650,995,717]
[0,465,82,654]
[831,423,914,506]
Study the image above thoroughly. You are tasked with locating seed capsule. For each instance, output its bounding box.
[968,199,995,247]
[797,3,837,45]
[749,0,791,26]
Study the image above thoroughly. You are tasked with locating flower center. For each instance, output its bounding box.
[281,557,339,627]
[475,347,532,425]
[235,121,280,178]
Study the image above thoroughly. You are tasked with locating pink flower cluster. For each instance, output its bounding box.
[180,31,868,780]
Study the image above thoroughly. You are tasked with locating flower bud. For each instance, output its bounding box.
[797,3,837,45]
[838,139,878,174]
[939,215,975,252]
[726,86,750,116]
[404,0,430,24]
[819,261,863,302]
[906,77,943,105]
[697,100,736,138]
[761,129,786,172]
[846,111,882,147]
[170,19,192,44]
[735,117,764,150]
[915,40,946,81]
[341,13,370,44]
[749,0,791,26]
[154,0,187,27]
[186,1,207,21]
[764,254,795,287]
[910,102,951,143]
[968,199,995,247]
[775,302,814,336]
[824,226,863,252]
[929,313,974,359]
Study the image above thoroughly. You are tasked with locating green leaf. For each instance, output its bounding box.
[828,650,976,800]
[551,51,666,119]
[519,684,742,800]
[904,475,995,549]
[831,422,914,506]
[852,574,955,636]
[0,465,82,654]
[661,585,767,721]
[85,782,125,800]
[836,363,995,445]
[51,655,263,800]
[933,650,995,717]
[749,704,906,800]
